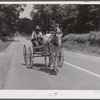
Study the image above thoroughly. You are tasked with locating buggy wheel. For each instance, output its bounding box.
[57,50,64,67]
[28,47,33,68]
[23,45,28,65]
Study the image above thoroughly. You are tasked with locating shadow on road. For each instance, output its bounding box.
[23,63,57,75]
[39,67,57,75]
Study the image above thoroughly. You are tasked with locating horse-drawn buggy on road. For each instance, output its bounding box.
[23,26,64,74]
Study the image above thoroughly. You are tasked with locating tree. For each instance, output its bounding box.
[0,4,26,36]
[17,18,33,34]
[76,5,100,33]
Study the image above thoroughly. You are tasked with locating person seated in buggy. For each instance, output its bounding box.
[31,26,43,46]
[31,26,43,51]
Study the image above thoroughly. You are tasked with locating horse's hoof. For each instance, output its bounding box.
[56,68,59,72]
[52,68,59,74]
[48,64,50,67]
[52,68,55,71]
[52,68,56,72]
[53,70,57,75]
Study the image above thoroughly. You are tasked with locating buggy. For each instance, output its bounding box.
[23,39,64,70]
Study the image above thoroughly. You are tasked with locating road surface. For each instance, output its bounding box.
[2,35,100,90]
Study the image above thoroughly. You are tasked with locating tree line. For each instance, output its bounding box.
[1,4,100,37]
[18,4,100,36]
[30,4,100,36]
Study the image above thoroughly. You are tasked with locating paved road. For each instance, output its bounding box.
[3,36,100,90]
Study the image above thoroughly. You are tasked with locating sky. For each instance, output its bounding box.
[20,4,33,19]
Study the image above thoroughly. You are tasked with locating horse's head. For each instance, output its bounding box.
[51,32,62,47]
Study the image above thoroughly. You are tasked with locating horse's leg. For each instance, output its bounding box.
[53,52,58,73]
[45,55,47,68]
[52,52,56,71]
[48,53,51,67]
[43,46,47,68]
[45,55,48,68]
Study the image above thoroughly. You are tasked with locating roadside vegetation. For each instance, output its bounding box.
[63,31,100,55]
[0,40,11,53]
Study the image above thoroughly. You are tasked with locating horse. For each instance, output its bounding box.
[43,31,62,73]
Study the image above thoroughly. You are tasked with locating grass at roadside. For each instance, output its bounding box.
[63,31,100,56]
[0,36,13,53]
[0,42,11,53]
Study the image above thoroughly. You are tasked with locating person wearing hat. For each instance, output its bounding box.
[31,26,43,47]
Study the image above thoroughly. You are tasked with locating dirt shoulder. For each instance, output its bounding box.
[0,37,13,53]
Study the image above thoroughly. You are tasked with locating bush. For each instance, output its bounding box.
[0,36,7,42]
[63,31,100,55]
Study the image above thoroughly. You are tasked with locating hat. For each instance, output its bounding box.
[35,26,40,30]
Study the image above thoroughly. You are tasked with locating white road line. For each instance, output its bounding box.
[64,61,100,78]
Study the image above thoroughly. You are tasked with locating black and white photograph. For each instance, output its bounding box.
[0,2,100,91]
